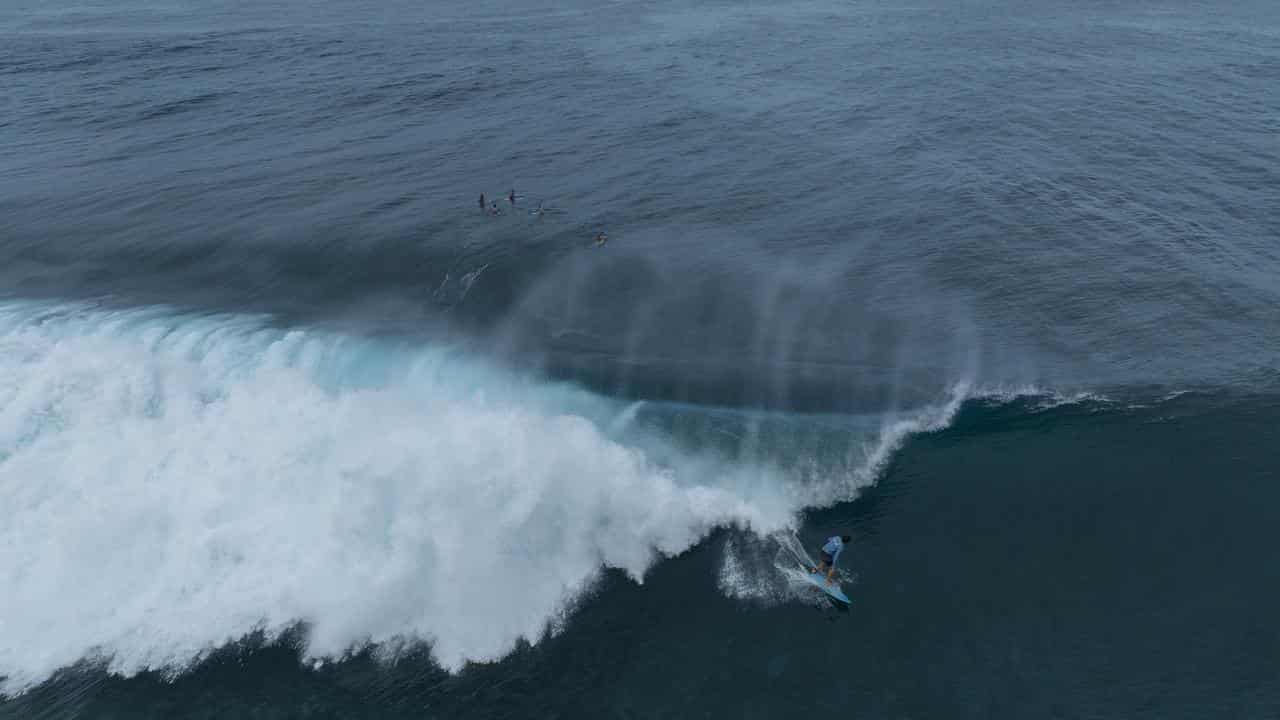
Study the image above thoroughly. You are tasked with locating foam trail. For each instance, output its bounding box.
[0,300,797,695]
[973,383,1111,411]
[773,531,817,571]
[719,530,858,607]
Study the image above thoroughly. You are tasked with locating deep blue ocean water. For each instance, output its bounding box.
[1,0,1278,717]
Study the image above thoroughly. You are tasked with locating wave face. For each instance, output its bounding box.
[0,300,965,694]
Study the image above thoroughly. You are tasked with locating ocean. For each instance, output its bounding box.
[1,0,1278,716]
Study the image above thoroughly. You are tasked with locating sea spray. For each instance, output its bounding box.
[0,300,968,695]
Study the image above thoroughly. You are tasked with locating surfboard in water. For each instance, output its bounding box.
[802,569,851,604]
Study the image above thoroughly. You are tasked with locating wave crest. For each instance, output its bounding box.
[0,301,964,695]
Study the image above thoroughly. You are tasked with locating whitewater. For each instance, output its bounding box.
[0,299,964,695]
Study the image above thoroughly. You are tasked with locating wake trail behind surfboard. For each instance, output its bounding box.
[774,531,818,571]
[772,531,853,601]
[717,532,852,605]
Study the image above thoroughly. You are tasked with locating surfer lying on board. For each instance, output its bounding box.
[813,535,851,585]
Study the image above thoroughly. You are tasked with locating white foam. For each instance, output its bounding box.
[0,300,969,695]
[782,382,971,508]
[0,301,804,694]
[972,383,1110,411]
[717,534,794,604]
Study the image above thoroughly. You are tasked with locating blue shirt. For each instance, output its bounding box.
[822,536,844,564]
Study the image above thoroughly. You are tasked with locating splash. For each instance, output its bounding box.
[0,300,967,695]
